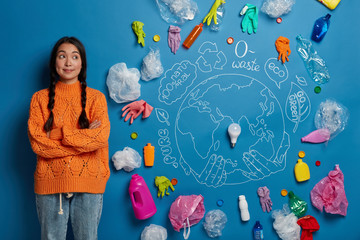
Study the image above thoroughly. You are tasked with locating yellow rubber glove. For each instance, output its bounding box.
[155,176,175,198]
[203,0,226,26]
[132,21,146,47]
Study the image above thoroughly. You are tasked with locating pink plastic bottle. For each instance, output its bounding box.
[129,174,157,220]
[301,128,330,143]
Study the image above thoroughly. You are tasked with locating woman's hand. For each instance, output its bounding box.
[89,120,101,129]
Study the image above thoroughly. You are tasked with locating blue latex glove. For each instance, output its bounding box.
[240,4,258,34]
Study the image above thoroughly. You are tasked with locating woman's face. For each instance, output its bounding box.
[55,43,82,84]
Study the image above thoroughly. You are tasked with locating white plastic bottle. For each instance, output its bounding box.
[239,195,250,221]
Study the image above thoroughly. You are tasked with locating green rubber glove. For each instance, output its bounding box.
[240,4,258,34]
[132,21,146,47]
[155,176,175,198]
[203,0,226,26]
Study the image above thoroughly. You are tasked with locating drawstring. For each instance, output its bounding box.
[183,217,190,240]
[58,193,74,215]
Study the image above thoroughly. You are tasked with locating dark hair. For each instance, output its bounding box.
[44,36,89,131]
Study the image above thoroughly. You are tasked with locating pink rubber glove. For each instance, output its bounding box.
[257,186,272,212]
[121,100,153,124]
[168,25,181,54]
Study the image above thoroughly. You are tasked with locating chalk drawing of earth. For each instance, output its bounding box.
[175,74,290,187]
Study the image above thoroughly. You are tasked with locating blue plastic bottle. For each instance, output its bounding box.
[253,221,264,240]
[311,14,331,42]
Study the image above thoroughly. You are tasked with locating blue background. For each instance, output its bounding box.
[1,0,360,239]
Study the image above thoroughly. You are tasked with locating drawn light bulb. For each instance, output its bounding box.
[228,123,241,148]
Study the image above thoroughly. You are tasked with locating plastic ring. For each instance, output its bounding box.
[227,37,234,44]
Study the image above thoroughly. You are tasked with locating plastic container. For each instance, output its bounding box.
[238,195,250,221]
[143,143,155,167]
[253,221,264,240]
[129,174,157,220]
[183,23,203,49]
[318,0,341,10]
[312,14,331,42]
[294,159,310,182]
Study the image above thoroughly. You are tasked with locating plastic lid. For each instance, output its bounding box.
[227,37,234,44]
[153,35,160,42]
[130,132,138,139]
[315,161,321,166]
[298,151,305,158]
[239,195,245,200]
[281,189,288,196]
[276,17,282,24]
[171,178,178,186]
[217,199,224,207]
[314,86,321,93]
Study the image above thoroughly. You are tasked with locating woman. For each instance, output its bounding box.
[28,36,110,240]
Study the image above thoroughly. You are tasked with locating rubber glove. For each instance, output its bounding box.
[240,4,258,34]
[121,100,153,124]
[275,36,291,64]
[132,21,146,47]
[168,25,181,54]
[155,176,175,198]
[257,186,272,212]
[203,0,226,26]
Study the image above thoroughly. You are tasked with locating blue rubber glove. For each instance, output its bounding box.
[240,4,258,34]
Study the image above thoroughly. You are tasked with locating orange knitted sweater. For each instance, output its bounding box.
[28,80,110,194]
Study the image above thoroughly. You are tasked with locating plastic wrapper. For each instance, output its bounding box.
[155,0,199,25]
[310,164,348,216]
[203,209,227,238]
[314,99,349,139]
[141,48,164,81]
[296,35,330,84]
[112,147,141,172]
[261,0,295,18]
[169,195,205,232]
[272,204,300,240]
[141,224,167,240]
[106,63,141,103]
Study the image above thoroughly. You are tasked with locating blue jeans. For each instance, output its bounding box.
[36,193,103,240]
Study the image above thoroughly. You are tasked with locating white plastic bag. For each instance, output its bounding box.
[112,147,141,172]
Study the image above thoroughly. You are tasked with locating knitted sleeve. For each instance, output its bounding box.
[28,92,82,158]
[62,92,110,152]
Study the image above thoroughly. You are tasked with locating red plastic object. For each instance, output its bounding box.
[276,17,282,23]
[183,23,203,49]
[315,161,321,166]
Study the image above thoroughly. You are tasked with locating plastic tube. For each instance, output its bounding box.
[183,23,203,49]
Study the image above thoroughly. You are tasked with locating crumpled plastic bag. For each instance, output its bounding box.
[112,147,141,172]
[141,224,167,240]
[203,209,227,238]
[169,195,205,232]
[141,48,164,81]
[261,0,295,18]
[297,215,320,240]
[314,99,349,140]
[106,62,141,103]
[155,0,199,25]
[272,204,300,240]
[310,164,348,216]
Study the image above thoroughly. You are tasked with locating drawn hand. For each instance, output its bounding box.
[275,36,291,63]
[198,154,227,187]
[203,0,226,26]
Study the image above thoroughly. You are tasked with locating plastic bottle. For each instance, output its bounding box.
[294,159,310,182]
[210,4,225,31]
[318,0,341,10]
[143,143,155,167]
[312,14,331,42]
[301,128,331,143]
[253,221,264,240]
[129,174,157,220]
[288,191,308,217]
[238,195,250,221]
[183,23,203,49]
[296,35,330,84]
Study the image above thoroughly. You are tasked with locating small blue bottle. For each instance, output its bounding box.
[311,14,331,42]
[253,221,264,240]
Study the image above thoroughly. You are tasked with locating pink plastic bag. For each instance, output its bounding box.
[310,164,348,216]
[169,194,205,237]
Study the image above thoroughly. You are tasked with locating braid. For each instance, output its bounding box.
[78,79,89,129]
[44,76,56,132]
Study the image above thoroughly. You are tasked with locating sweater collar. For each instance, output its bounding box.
[55,80,83,96]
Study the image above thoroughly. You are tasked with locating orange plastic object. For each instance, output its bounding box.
[183,23,203,49]
[281,189,288,196]
[227,37,234,44]
[275,36,291,64]
[143,143,155,167]
[298,151,305,158]
[171,178,178,186]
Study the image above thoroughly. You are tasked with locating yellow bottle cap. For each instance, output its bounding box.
[298,151,305,158]
[130,132,138,139]
[281,189,288,196]
[153,35,160,42]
